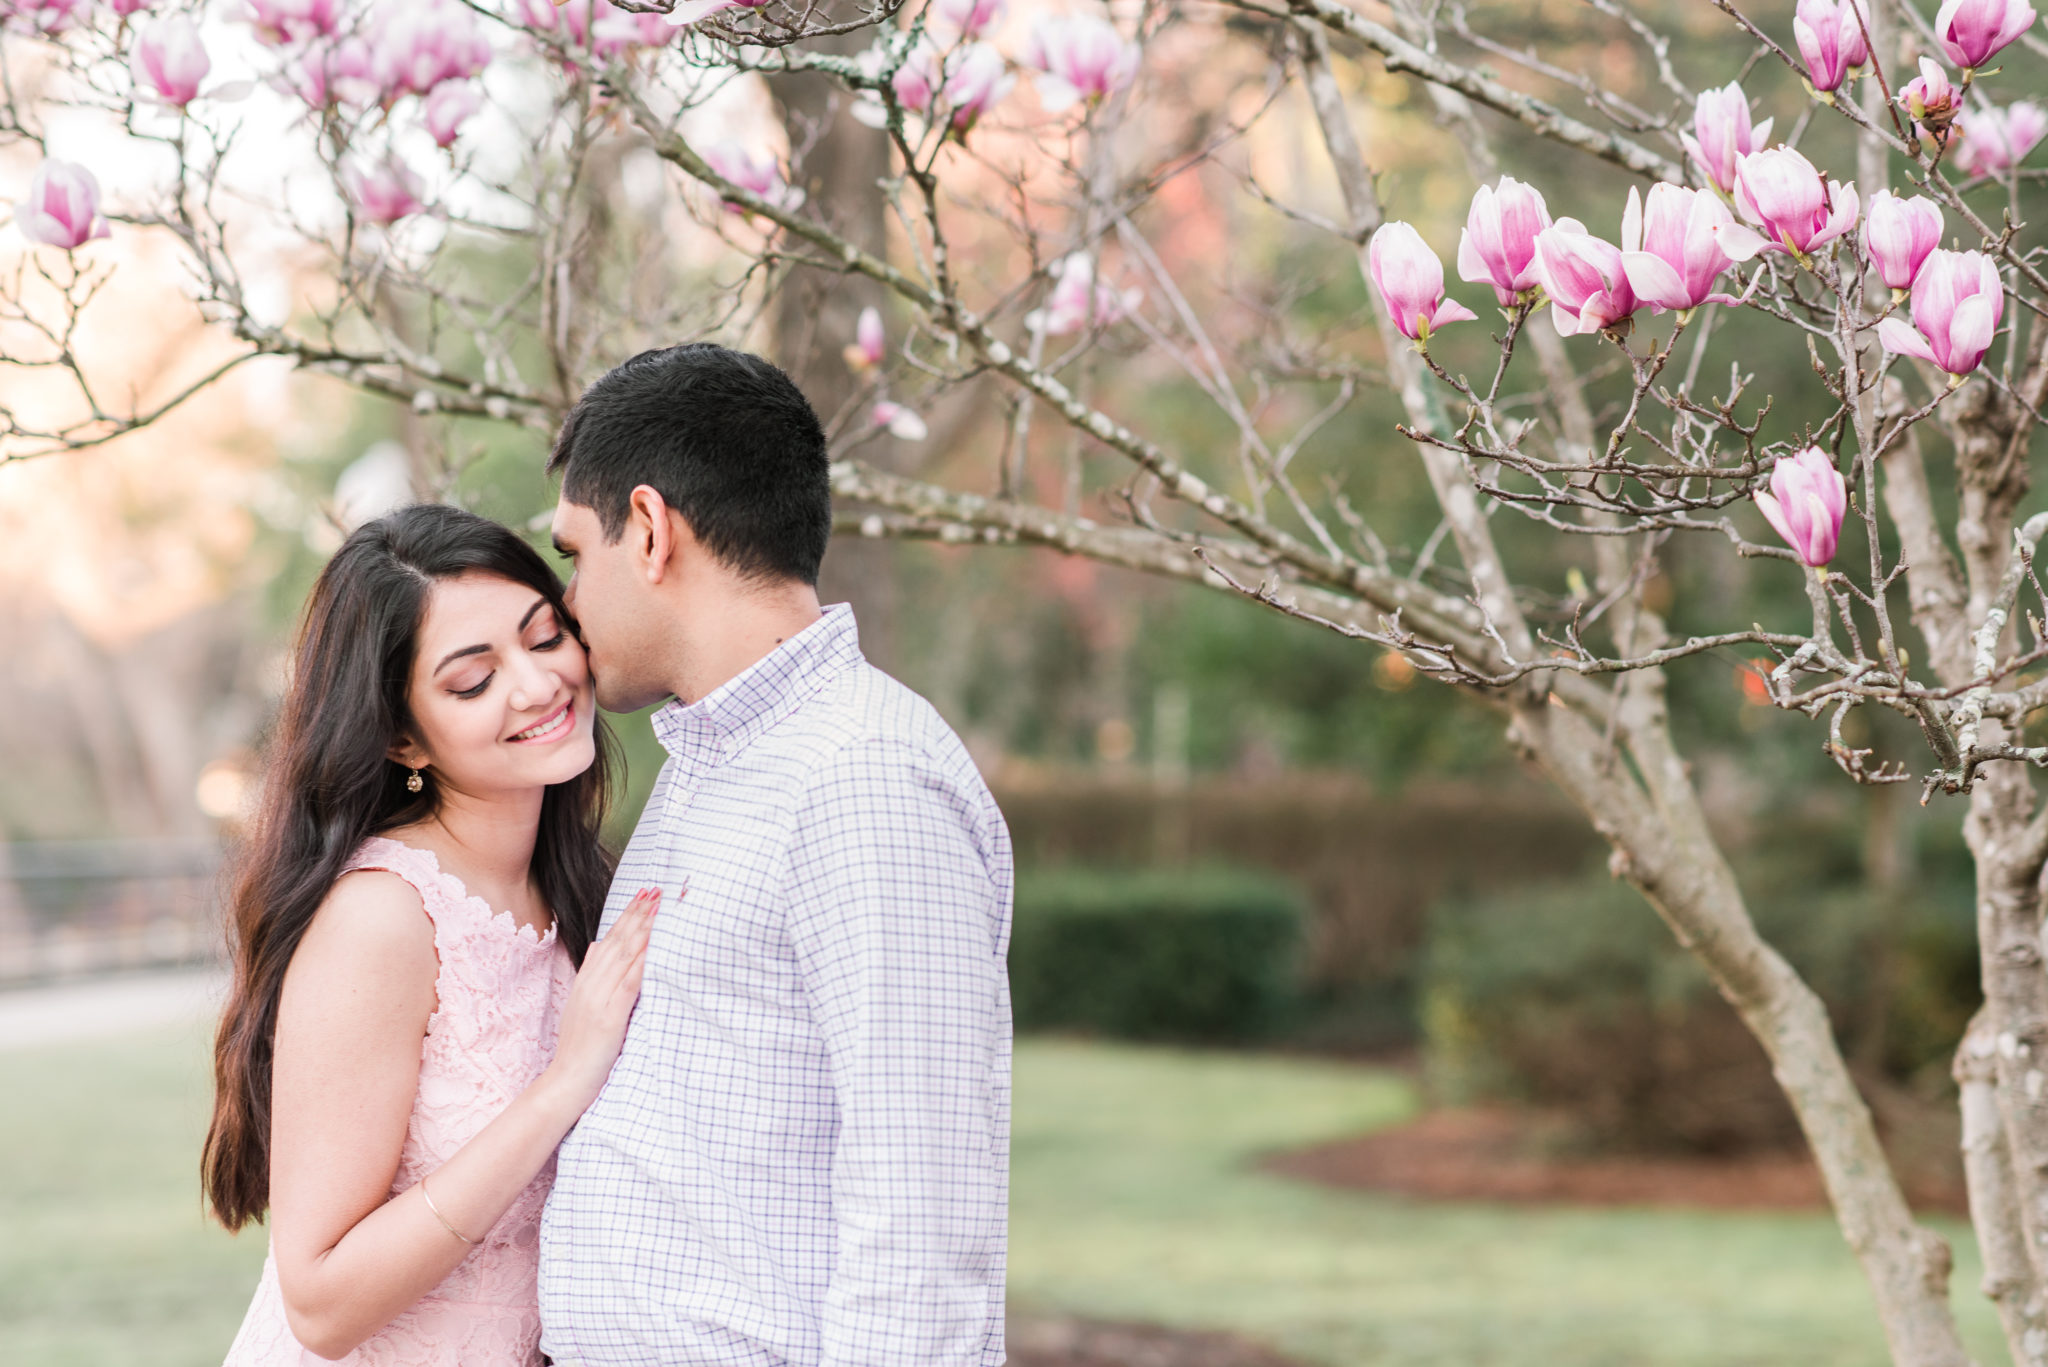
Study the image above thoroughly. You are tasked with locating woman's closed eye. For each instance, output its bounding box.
[448,630,565,699]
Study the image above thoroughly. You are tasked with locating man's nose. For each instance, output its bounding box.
[562,573,579,610]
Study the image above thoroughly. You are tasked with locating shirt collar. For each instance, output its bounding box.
[649,603,862,763]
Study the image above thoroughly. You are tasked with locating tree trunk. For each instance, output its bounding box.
[770,17,899,668]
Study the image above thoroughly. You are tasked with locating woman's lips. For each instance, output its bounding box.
[508,699,574,744]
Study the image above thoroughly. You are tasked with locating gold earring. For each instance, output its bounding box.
[407,767,425,794]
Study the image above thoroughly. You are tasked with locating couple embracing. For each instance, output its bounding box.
[206,344,1013,1367]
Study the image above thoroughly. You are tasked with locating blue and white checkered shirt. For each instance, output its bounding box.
[539,604,1012,1367]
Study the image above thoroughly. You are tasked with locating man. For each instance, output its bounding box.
[538,343,1012,1367]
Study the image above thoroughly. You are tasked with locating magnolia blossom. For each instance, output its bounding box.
[1025,15,1140,113]
[423,80,479,148]
[281,38,380,109]
[5,0,85,35]
[1951,101,2048,177]
[1755,446,1847,568]
[1933,0,2037,69]
[523,0,678,57]
[1026,253,1141,336]
[1878,248,2005,376]
[13,159,110,249]
[891,42,941,111]
[1535,219,1639,335]
[1733,148,1859,259]
[130,15,210,107]
[844,307,886,372]
[702,143,803,213]
[245,0,336,46]
[938,43,1013,129]
[930,0,1006,41]
[1456,176,1551,307]
[1793,0,1870,93]
[1862,190,1944,293]
[372,0,489,98]
[1616,184,1763,313]
[872,401,928,441]
[1899,57,1960,134]
[1366,224,1476,346]
[109,0,152,16]
[346,157,425,224]
[1681,81,1772,197]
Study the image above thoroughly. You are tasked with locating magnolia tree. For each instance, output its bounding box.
[8,0,2048,1357]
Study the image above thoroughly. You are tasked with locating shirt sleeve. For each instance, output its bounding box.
[785,739,1007,1367]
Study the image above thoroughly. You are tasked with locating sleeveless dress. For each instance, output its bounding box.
[221,837,576,1367]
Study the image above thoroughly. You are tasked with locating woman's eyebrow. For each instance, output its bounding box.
[434,599,552,674]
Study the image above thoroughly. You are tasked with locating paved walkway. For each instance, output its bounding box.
[0,965,226,1051]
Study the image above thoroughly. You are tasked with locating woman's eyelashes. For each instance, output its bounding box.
[447,631,568,700]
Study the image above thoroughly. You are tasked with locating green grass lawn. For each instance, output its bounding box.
[0,1024,2014,1366]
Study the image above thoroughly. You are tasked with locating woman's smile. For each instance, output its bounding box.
[507,699,575,745]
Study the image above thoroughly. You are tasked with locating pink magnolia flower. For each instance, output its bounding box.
[844,306,886,371]
[1755,446,1847,568]
[702,142,803,213]
[1878,248,2005,376]
[346,157,425,224]
[931,0,1006,41]
[1024,15,1140,113]
[1933,0,2037,70]
[1369,223,1478,346]
[1862,190,1943,293]
[1456,176,1551,307]
[372,0,490,99]
[1617,183,1764,313]
[4,0,85,35]
[871,401,928,440]
[1733,147,1859,259]
[282,37,379,109]
[1026,253,1141,336]
[937,42,1012,130]
[1681,81,1773,197]
[1899,56,1960,134]
[424,80,480,148]
[1794,0,1870,94]
[130,15,209,107]
[892,41,941,111]
[1533,218,1638,336]
[1951,101,2048,177]
[12,160,110,249]
[244,0,337,46]
[109,0,152,16]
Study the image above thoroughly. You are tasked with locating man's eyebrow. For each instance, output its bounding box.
[435,598,551,674]
[551,534,574,555]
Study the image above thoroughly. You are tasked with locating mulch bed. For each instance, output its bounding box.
[1261,1105,1969,1215]
[1007,1315,1309,1367]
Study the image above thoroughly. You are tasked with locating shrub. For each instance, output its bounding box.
[1421,865,1977,1154]
[1010,866,1306,1044]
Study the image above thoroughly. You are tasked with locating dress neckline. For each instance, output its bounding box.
[366,835,558,947]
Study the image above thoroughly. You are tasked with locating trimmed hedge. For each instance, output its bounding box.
[1010,866,1306,1044]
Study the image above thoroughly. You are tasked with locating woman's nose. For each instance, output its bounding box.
[504,649,557,712]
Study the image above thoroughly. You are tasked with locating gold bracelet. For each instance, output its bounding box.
[419,1175,477,1247]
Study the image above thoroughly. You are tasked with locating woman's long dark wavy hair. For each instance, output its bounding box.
[203,504,618,1231]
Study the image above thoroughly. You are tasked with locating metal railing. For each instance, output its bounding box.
[0,839,225,987]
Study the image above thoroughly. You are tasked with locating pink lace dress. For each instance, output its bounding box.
[221,837,576,1367]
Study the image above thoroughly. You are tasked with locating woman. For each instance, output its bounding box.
[205,504,658,1364]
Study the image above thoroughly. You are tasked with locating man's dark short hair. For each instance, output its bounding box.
[547,343,831,585]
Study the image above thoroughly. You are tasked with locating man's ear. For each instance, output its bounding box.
[628,485,675,585]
